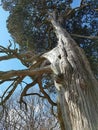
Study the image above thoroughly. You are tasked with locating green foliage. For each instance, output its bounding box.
[1,0,98,76]
[2,0,73,52]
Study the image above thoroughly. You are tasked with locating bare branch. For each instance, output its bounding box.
[0,65,52,80]
[95,9,98,11]
[0,76,24,105]
[0,44,53,107]
[63,3,90,19]
[25,93,45,98]
[0,55,15,61]
[20,79,37,99]
[38,78,57,106]
[19,79,37,109]
[80,0,85,6]
[71,34,98,40]
[0,77,18,84]
[51,105,57,118]
[1,78,18,98]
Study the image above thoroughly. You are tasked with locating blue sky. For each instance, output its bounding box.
[0,6,26,71]
[0,6,27,94]
[71,0,81,8]
[0,6,10,47]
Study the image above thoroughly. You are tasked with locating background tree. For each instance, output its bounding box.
[0,94,59,130]
[0,0,98,130]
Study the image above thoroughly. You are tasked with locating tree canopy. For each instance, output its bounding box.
[1,0,98,77]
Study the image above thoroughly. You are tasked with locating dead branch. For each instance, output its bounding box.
[0,44,55,107]
[1,77,19,98]
[38,77,57,106]
[0,76,24,105]
[0,65,52,80]
[25,93,45,98]
[0,77,18,84]
[62,3,90,19]
[71,34,98,40]
[19,79,37,109]
[0,45,46,68]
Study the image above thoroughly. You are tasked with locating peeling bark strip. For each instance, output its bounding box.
[43,17,98,130]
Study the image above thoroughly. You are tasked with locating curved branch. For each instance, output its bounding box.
[1,77,19,98]
[0,76,24,105]
[0,45,46,69]
[19,78,37,109]
[25,93,45,98]
[61,3,90,19]
[20,79,37,100]
[38,78,57,106]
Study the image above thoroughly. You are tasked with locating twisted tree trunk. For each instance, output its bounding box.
[43,18,98,130]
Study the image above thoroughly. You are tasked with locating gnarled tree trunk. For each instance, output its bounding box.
[43,18,98,130]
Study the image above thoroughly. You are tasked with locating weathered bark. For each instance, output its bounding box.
[43,18,98,130]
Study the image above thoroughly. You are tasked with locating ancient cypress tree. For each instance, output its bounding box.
[0,0,98,129]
